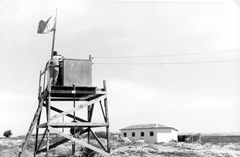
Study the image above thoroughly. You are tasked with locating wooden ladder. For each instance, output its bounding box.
[18,99,43,157]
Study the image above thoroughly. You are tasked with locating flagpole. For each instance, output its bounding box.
[47,9,57,157]
[51,29,56,59]
[51,9,57,59]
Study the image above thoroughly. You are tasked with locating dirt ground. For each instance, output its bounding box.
[110,141,240,157]
[1,138,240,157]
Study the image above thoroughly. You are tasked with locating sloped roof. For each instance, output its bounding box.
[120,123,178,131]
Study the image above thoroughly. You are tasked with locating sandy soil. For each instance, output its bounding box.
[110,141,240,157]
[1,138,240,157]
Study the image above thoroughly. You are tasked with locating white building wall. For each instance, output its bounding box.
[121,128,178,143]
[156,129,178,143]
[121,128,158,143]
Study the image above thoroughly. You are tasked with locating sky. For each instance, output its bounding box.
[0,0,240,136]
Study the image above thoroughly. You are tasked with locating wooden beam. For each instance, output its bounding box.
[37,138,69,154]
[46,78,52,157]
[34,109,42,154]
[51,90,95,94]
[89,129,108,152]
[50,95,106,121]
[38,122,109,128]
[100,101,106,122]
[96,88,107,94]
[50,94,96,101]
[36,129,47,153]
[83,94,98,101]
[37,123,47,128]
[37,128,89,154]
[89,104,94,122]
[43,104,87,122]
[48,127,110,156]
[103,80,110,153]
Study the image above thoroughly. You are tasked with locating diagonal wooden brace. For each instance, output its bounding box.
[43,104,87,122]
[48,127,110,156]
[37,128,89,154]
[50,95,106,121]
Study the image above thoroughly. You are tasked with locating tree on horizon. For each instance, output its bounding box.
[3,129,12,138]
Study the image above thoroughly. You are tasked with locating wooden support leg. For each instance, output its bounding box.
[87,104,94,157]
[103,80,110,153]
[87,105,90,157]
[72,140,76,156]
[72,86,76,157]
[46,100,51,156]
[34,110,42,156]
[87,105,90,143]
[104,98,110,153]
[46,101,50,157]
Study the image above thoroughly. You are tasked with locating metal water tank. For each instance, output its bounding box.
[59,58,92,86]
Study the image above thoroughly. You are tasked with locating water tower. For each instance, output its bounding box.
[18,55,110,156]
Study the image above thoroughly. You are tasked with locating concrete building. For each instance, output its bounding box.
[120,124,178,143]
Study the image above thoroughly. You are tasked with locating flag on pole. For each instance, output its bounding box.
[37,13,57,34]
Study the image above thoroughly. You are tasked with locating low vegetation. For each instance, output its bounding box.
[0,133,240,157]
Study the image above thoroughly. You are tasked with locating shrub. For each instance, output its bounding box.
[178,133,201,143]
[82,131,107,139]
[80,147,96,157]
[95,131,107,139]
[3,129,12,138]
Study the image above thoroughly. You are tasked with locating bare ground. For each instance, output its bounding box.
[1,138,240,157]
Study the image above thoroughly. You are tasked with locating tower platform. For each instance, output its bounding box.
[42,85,105,101]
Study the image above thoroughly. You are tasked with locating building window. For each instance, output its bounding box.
[141,132,144,137]
[150,131,154,136]
[123,132,127,137]
[132,132,135,137]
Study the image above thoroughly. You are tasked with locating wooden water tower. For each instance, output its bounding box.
[18,56,110,156]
